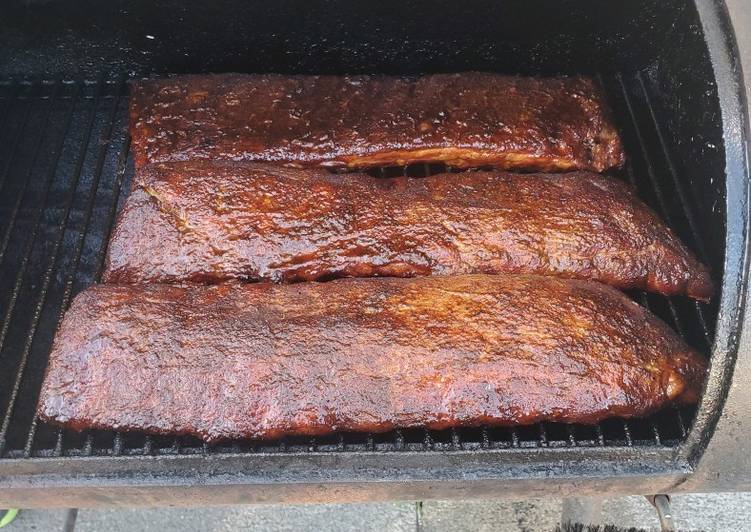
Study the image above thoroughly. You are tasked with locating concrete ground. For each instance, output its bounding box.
[4,493,751,531]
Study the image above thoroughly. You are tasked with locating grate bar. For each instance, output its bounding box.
[481,427,490,449]
[651,422,662,446]
[52,428,64,457]
[595,425,605,447]
[622,421,634,447]
[22,417,39,458]
[143,435,153,455]
[450,428,460,451]
[393,430,404,451]
[82,434,94,456]
[538,424,548,447]
[423,429,434,451]
[511,428,520,448]
[567,425,577,447]
[112,433,123,456]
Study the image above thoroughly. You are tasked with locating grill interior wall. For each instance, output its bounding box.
[0,74,716,459]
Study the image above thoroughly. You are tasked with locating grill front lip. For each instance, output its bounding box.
[0,0,749,504]
[0,445,692,508]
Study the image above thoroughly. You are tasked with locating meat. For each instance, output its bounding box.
[129,73,624,172]
[102,161,713,300]
[36,275,707,442]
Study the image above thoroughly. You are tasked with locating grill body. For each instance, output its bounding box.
[0,0,748,505]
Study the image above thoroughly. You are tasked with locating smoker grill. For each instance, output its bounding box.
[0,0,749,507]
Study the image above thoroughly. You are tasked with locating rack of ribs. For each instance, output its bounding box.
[38,275,707,442]
[103,161,712,300]
[129,73,624,172]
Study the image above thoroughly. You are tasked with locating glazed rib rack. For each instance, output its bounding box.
[0,75,715,459]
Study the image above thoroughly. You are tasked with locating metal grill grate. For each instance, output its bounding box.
[0,76,713,460]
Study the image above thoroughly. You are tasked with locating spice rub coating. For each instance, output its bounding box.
[103,161,713,300]
[129,73,624,171]
[38,276,706,442]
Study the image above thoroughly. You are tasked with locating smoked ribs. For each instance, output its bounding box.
[37,275,707,442]
[103,161,713,300]
[129,73,624,172]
